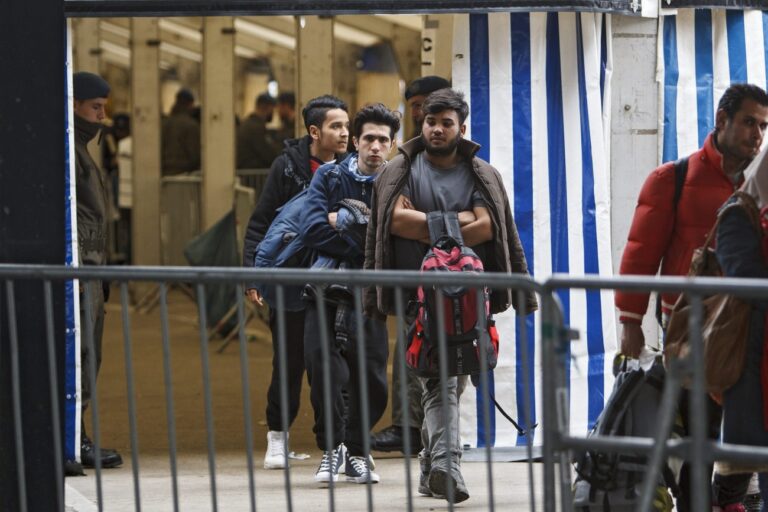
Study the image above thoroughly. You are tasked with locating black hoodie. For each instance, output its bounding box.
[242,135,344,268]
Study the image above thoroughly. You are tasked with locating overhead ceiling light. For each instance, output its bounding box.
[100,20,130,39]
[100,40,130,60]
[334,23,380,47]
[235,46,259,59]
[234,19,295,50]
[159,19,202,43]
[159,42,202,63]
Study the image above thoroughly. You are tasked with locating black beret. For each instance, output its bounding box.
[73,72,110,100]
[404,76,451,100]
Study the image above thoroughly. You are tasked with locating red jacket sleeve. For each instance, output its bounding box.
[615,163,677,323]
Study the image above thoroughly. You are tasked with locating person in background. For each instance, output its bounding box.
[237,92,280,169]
[161,88,200,176]
[274,91,297,145]
[371,74,450,455]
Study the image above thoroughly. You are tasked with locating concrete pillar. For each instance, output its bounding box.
[130,18,162,267]
[391,22,423,137]
[421,15,453,79]
[610,15,660,344]
[296,16,334,117]
[73,18,100,73]
[201,17,236,230]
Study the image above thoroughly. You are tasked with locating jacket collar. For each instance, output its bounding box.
[703,131,724,172]
[399,135,482,163]
[74,114,102,145]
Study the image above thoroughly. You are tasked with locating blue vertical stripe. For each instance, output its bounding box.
[510,12,537,446]
[470,14,491,163]
[575,14,605,429]
[469,13,495,446]
[64,56,77,461]
[726,11,747,83]
[545,13,571,392]
[663,16,680,163]
[694,10,714,148]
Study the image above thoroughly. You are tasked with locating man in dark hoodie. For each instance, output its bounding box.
[242,94,349,470]
[70,72,123,475]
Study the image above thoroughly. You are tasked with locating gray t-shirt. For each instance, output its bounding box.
[393,152,486,272]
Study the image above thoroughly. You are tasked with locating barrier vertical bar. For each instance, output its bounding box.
[158,283,180,512]
[6,281,28,512]
[434,288,455,511]
[82,281,104,511]
[688,293,709,511]
[274,285,294,511]
[195,283,218,511]
[43,280,64,511]
[352,287,375,508]
[540,291,557,512]
[235,285,257,512]
[516,289,536,512]
[393,287,414,509]
[476,286,495,512]
[120,282,142,511]
[315,290,337,512]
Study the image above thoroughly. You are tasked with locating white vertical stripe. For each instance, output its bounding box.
[675,9,700,157]
[558,12,589,434]
[745,11,767,89]
[453,14,472,141]
[712,10,731,114]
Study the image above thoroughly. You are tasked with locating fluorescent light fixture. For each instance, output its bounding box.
[100,20,130,39]
[159,42,202,63]
[334,22,380,47]
[234,19,295,50]
[235,46,259,59]
[100,40,130,60]
[159,19,203,43]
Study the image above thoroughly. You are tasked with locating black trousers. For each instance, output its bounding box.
[265,308,306,431]
[303,302,389,456]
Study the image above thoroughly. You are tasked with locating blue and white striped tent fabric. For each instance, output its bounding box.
[660,9,768,161]
[453,12,617,449]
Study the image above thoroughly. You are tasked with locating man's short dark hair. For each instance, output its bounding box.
[301,95,348,132]
[175,88,195,105]
[422,88,469,125]
[717,83,768,119]
[352,103,401,139]
[256,92,276,107]
[278,92,296,106]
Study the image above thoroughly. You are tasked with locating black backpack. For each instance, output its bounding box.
[572,356,678,511]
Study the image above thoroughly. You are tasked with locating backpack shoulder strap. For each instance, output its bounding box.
[426,211,445,244]
[672,156,689,208]
[442,212,464,244]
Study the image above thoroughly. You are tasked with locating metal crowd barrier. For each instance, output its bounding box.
[0,264,539,512]
[4,264,768,511]
[540,273,768,512]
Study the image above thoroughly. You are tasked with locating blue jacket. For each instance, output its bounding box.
[300,154,376,268]
[252,188,311,310]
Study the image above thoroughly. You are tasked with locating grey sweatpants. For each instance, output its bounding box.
[419,375,467,472]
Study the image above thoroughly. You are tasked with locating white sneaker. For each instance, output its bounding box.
[314,444,345,483]
[264,431,287,469]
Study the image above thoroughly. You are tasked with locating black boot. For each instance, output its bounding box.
[371,425,422,454]
[81,434,123,468]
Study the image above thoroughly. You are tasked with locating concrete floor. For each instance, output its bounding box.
[64,288,542,511]
[65,454,543,511]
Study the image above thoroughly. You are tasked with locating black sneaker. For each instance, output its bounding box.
[314,444,345,484]
[81,436,123,469]
[344,451,380,484]
[371,425,422,453]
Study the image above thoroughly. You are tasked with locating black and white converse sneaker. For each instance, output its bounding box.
[345,451,380,484]
[314,444,345,483]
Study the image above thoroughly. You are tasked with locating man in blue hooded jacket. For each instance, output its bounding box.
[300,103,400,485]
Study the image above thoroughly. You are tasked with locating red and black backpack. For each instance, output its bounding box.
[406,211,499,378]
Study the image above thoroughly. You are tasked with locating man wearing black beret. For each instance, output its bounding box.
[371,75,450,455]
[404,75,451,138]
[70,71,123,475]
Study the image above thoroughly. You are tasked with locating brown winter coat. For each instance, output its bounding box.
[363,136,538,317]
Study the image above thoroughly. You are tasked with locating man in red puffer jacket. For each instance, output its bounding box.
[616,83,768,511]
